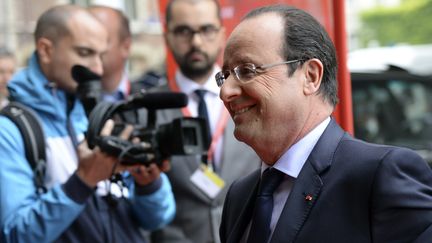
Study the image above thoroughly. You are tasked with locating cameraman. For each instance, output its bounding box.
[0,5,175,243]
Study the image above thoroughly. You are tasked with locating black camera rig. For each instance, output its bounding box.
[72,65,209,166]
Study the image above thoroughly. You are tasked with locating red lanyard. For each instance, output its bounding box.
[125,79,131,97]
[169,79,229,164]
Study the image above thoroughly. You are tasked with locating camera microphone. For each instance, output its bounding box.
[122,92,188,110]
[71,65,102,116]
[72,65,101,83]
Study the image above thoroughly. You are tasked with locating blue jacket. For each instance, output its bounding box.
[0,53,175,242]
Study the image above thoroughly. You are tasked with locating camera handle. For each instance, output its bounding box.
[95,136,156,166]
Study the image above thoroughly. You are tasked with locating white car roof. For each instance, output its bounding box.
[348,44,432,75]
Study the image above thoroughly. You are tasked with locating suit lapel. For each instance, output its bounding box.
[270,161,323,242]
[226,170,261,243]
[270,119,345,242]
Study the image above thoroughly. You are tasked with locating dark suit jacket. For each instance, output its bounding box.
[220,119,432,243]
[150,85,261,243]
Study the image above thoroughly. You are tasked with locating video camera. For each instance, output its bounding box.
[71,65,210,166]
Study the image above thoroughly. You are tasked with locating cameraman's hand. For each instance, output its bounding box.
[129,160,170,186]
[76,119,133,187]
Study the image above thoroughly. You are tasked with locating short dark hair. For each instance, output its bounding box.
[244,5,338,106]
[34,5,82,44]
[165,0,222,26]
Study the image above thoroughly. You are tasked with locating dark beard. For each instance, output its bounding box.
[178,61,214,80]
[176,49,216,80]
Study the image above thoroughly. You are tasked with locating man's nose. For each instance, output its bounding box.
[89,58,104,77]
[191,31,204,47]
[220,74,241,103]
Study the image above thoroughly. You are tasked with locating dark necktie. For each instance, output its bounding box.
[247,168,285,243]
[194,89,212,162]
[113,90,125,101]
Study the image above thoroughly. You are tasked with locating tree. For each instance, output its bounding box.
[359,0,432,47]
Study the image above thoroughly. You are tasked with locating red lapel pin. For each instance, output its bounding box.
[305,194,313,201]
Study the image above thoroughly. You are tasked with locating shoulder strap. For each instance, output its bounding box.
[0,102,47,193]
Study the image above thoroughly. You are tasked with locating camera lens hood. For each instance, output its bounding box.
[87,101,121,149]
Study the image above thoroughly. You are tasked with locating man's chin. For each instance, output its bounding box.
[233,127,248,143]
[187,60,208,70]
[180,65,212,79]
[63,81,79,95]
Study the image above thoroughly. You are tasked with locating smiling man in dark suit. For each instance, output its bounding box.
[216,4,432,243]
[149,1,261,243]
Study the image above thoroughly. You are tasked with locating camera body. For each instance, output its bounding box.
[86,94,210,166]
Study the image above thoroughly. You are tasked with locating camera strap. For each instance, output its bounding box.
[206,109,229,167]
[66,94,79,148]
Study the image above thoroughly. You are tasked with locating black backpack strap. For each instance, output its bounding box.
[1,102,47,193]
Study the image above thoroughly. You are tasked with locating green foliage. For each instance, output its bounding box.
[359,0,432,47]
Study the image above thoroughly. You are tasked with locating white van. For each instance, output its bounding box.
[349,44,432,165]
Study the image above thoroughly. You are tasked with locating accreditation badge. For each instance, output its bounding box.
[190,164,225,199]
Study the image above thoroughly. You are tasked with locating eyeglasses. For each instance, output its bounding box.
[215,60,302,87]
[169,25,221,42]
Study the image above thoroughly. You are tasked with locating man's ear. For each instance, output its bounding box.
[36,38,54,64]
[303,58,324,96]
[121,36,132,57]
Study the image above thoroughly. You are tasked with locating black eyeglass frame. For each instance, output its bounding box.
[215,59,302,87]
[169,25,221,42]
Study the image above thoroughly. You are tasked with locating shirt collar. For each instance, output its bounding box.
[175,66,220,96]
[117,72,129,96]
[263,117,331,178]
[101,72,129,102]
